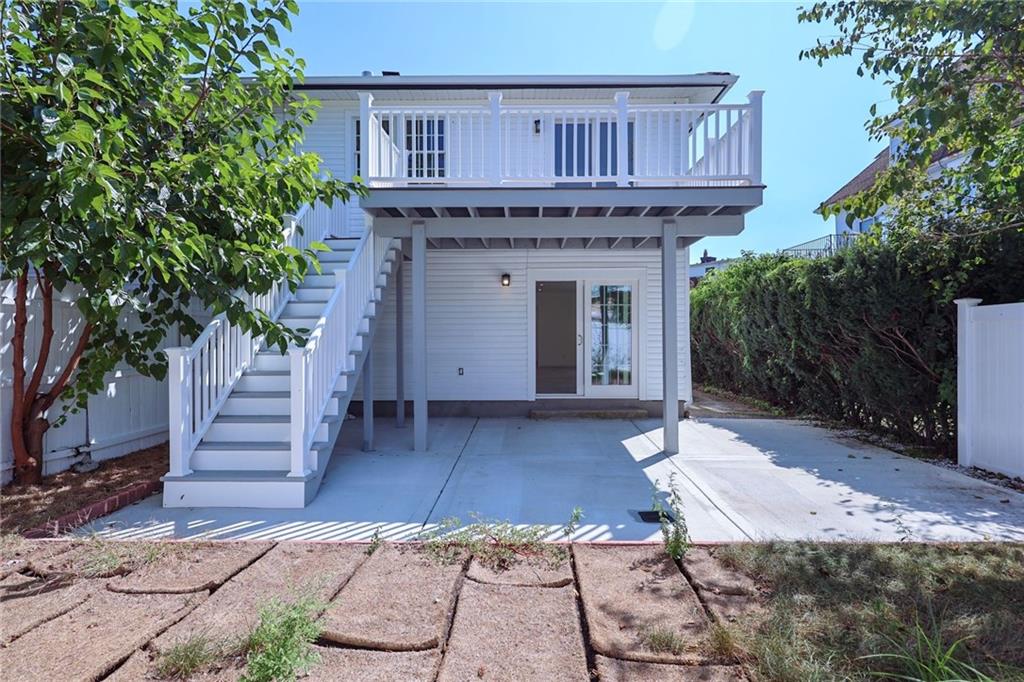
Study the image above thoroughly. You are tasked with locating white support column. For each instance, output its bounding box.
[661,219,680,455]
[955,298,982,468]
[359,92,373,179]
[615,91,630,187]
[747,91,764,185]
[489,91,503,184]
[165,347,192,477]
[412,222,428,451]
[288,348,310,477]
[395,246,405,427]
[362,346,375,451]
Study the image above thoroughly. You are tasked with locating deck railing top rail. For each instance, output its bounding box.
[359,91,764,189]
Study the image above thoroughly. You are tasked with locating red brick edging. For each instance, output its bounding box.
[22,480,161,538]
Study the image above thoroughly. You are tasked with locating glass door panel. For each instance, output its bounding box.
[587,282,637,397]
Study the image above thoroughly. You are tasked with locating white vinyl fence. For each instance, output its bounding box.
[956,298,1024,478]
[1,279,172,484]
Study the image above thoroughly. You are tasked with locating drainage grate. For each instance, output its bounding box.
[636,510,673,524]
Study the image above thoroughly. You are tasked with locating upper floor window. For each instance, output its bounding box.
[554,120,634,179]
[406,117,445,179]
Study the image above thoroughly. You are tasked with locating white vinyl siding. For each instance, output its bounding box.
[356,246,691,403]
[300,100,366,236]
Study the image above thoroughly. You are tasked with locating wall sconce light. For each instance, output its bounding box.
[501,273,511,287]
[533,119,541,135]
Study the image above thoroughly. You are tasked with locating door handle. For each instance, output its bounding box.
[577,334,583,346]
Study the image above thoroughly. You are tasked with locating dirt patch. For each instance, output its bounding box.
[595,655,747,681]
[437,581,589,681]
[573,545,709,664]
[305,646,441,681]
[682,549,757,596]
[0,589,205,681]
[320,545,464,651]
[466,554,573,587]
[153,542,365,653]
[0,443,167,534]
[0,572,95,643]
[681,547,763,624]
[0,537,73,578]
[689,388,777,419]
[107,541,272,594]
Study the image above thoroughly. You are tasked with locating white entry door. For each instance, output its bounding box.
[584,279,639,398]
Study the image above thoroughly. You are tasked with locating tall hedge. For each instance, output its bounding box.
[690,228,1024,453]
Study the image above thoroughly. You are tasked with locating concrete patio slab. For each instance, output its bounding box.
[79,416,1024,542]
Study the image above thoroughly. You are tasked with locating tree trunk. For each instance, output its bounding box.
[8,268,93,485]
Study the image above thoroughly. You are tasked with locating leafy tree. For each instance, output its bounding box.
[799,1,1024,238]
[1,0,360,483]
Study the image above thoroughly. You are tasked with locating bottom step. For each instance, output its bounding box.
[528,409,650,420]
[162,469,325,509]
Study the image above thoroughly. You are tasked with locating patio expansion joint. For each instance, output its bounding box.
[630,420,757,542]
[420,418,481,530]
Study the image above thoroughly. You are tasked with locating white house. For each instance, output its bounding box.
[162,73,765,507]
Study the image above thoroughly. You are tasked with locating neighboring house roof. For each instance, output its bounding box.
[820,147,889,210]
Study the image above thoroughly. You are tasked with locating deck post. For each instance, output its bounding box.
[359,92,373,178]
[488,91,503,185]
[362,345,375,451]
[165,347,193,477]
[412,222,428,451]
[615,91,630,187]
[395,245,405,427]
[661,219,680,455]
[747,91,764,186]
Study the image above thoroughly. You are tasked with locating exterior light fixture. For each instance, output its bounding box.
[501,273,511,287]
[533,119,541,135]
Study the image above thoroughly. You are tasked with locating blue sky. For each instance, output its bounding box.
[282,1,891,258]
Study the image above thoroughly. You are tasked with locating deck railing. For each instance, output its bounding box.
[359,91,763,188]
[781,232,861,259]
[287,226,394,477]
[165,204,324,478]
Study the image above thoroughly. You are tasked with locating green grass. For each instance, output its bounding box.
[420,508,582,570]
[714,542,1024,681]
[240,596,325,682]
[642,626,685,655]
[155,635,226,680]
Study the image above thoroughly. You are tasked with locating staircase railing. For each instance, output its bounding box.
[165,205,325,478]
[288,227,395,478]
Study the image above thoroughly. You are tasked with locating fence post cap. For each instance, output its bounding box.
[954,298,983,307]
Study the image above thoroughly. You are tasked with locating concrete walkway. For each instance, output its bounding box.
[82,417,1024,542]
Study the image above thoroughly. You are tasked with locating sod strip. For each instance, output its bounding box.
[305,646,441,681]
[573,545,710,665]
[152,542,366,653]
[0,539,74,579]
[105,649,244,682]
[0,573,94,644]
[0,590,206,682]
[320,545,464,651]
[466,555,573,587]
[595,655,747,681]
[436,582,589,682]
[681,548,762,624]
[107,541,273,594]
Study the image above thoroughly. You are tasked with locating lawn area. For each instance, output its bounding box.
[717,542,1024,681]
[1,533,1021,681]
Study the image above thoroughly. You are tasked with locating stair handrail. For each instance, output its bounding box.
[288,228,395,478]
[166,205,322,478]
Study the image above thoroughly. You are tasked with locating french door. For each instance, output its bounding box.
[585,279,638,398]
[534,275,639,399]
